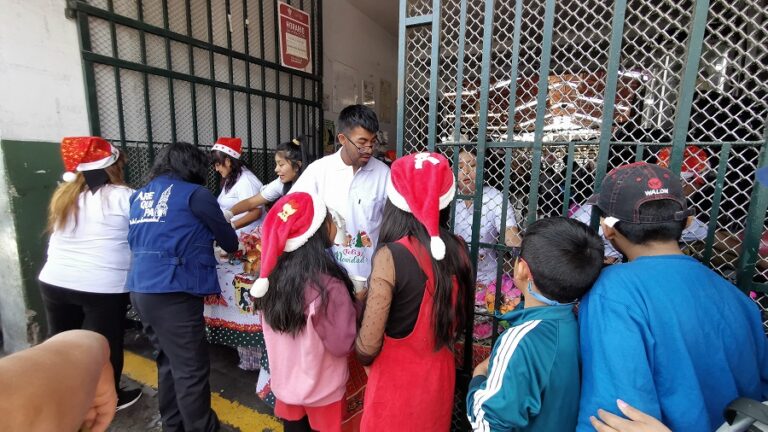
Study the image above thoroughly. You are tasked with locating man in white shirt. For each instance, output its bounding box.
[293,105,390,278]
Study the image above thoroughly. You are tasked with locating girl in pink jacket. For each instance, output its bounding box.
[250,192,358,432]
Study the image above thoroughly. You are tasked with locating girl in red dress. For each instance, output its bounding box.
[355,152,473,431]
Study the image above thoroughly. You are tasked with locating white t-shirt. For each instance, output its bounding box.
[260,178,285,203]
[453,186,518,284]
[39,185,134,293]
[570,203,709,260]
[293,150,390,278]
[218,169,264,235]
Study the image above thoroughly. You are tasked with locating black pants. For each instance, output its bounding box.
[39,282,130,392]
[131,292,219,432]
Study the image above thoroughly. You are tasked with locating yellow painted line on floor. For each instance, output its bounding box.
[123,351,283,431]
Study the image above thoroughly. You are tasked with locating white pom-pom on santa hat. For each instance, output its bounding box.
[250,192,327,298]
[62,171,77,182]
[250,278,270,298]
[387,152,456,260]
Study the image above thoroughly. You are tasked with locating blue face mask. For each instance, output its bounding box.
[526,281,576,306]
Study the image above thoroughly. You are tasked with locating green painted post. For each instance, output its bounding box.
[701,143,731,267]
[185,0,200,146]
[207,0,218,140]
[76,9,101,136]
[592,0,628,229]
[426,0,441,152]
[396,0,407,157]
[561,142,576,216]
[107,0,127,154]
[242,0,253,159]
[162,0,178,143]
[525,0,556,225]
[504,0,523,135]
[138,0,155,161]
[668,0,711,174]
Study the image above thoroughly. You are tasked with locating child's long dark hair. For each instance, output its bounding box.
[256,214,354,335]
[276,136,308,195]
[212,150,250,193]
[378,200,472,351]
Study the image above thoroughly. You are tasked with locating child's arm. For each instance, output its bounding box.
[230,193,269,217]
[231,207,263,230]
[577,292,660,432]
[355,247,395,366]
[313,277,358,357]
[466,325,547,431]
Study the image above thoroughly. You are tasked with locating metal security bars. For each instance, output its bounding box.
[68,0,323,187]
[397,0,767,427]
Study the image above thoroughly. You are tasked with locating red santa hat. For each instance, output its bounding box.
[211,137,242,159]
[656,145,710,184]
[250,191,327,298]
[60,136,120,182]
[386,152,456,260]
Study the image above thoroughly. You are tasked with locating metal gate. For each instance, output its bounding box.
[396,0,767,428]
[67,0,323,186]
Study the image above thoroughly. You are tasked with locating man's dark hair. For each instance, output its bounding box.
[521,217,604,302]
[338,104,379,134]
[612,200,687,245]
[147,142,210,185]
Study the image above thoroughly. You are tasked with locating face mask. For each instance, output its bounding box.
[526,280,576,307]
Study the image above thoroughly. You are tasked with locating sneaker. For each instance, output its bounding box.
[116,388,142,411]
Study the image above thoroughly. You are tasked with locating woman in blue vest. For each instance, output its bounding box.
[127,142,238,432]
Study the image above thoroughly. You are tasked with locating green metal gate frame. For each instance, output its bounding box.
[396,0,768,388]
[67,0,324,186]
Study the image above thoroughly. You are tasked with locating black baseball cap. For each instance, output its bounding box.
[589,162,691,224]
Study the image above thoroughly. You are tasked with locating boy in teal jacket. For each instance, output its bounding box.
[467,217,604,431]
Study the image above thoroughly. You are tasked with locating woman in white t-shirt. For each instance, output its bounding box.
[227,136,306,218]
[453,149,523,340]
[205,137,268,373]
[38,136,141,411]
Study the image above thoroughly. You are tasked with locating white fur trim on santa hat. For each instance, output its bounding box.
[62,172,78,182]
[250,278,269,298]
[212,143,241,159]
[386,175,456,212]
[76,147,120,172]
[284,194,327,252]
[431,236,446,260]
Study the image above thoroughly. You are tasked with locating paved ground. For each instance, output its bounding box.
[109,328,280,431]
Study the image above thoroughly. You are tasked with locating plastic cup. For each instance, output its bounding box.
[350,275,368,293]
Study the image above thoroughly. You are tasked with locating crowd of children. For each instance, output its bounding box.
[35,102,768,432]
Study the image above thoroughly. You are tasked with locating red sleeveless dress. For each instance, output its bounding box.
[361,237,456,431]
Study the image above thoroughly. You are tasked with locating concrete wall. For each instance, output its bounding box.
[322,0,398,146]
[0,0,90,351]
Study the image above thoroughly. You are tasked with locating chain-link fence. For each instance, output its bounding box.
[397,0,767,429]
[69,0,322,189]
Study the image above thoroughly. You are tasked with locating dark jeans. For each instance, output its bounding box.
[131,292,219,432]
[39,282,130,392]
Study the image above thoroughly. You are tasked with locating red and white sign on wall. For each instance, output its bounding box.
[278,1,312,73]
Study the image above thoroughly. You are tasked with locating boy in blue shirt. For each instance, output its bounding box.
[578,162,768,431]
[467,217,604,431]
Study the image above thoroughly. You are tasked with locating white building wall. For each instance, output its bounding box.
[322,0,398,146]
[0,0,90,141]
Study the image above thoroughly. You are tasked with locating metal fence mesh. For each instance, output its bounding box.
[75,0,322,188]
[401,1,767,429]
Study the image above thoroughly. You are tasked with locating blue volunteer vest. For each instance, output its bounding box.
[127,175,220,295]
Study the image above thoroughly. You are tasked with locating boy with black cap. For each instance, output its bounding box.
[577,162,768,431]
